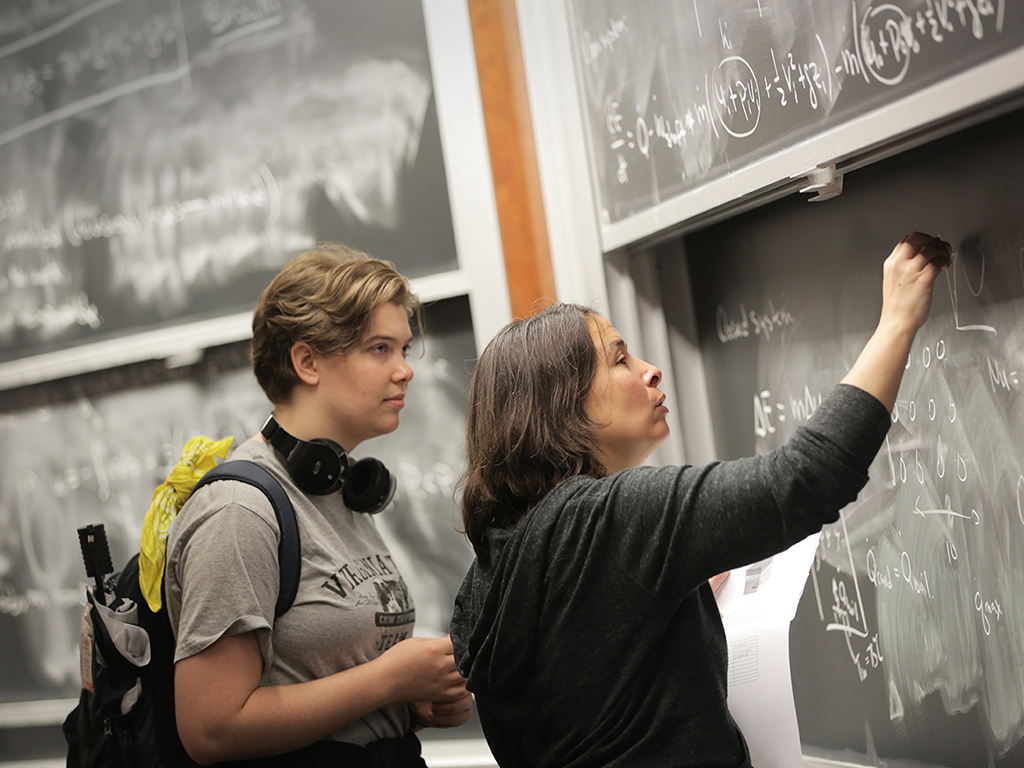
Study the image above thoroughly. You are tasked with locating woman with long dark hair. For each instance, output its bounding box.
[451,233,951,767]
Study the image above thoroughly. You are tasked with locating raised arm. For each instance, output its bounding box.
[840,232,951,411]
[595,233,953,590]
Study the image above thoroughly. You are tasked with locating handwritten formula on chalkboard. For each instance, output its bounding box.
[567,0,1023,226]
[0,0,457,366]
[687,108,1024,766]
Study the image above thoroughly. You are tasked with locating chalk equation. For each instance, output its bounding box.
[0,0,441,365]
[0,0,304,147]
[780,315,1017,684]
[740,242,1024,752]
[589,0,1006,173]
[685,103,1024,758]
[753,386,823,438]
[0,10,179,110]
[569,0,1017,222]
[2,175,275,255]
[0,167,277,343]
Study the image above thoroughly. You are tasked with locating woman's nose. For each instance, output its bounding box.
[396,359,414,382]
[642,363,661,388]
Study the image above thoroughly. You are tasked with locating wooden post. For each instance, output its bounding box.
[467,0,557,318]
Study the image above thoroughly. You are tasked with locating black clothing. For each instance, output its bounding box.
[451,384,891,767]
[226,732,426,767]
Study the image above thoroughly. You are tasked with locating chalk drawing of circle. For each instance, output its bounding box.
[861,4,912,86]
[714,55,760,138]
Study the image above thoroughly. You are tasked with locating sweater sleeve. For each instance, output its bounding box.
[584,383,891,598]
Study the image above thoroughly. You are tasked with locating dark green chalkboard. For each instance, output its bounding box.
[684,106,1024,767]
[567,0,1024,231]
[0,0,457,366]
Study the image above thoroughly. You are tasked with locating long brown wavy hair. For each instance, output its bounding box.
[459,303,609,557]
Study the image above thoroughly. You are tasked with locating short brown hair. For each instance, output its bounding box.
[458,303,608,557]
[251,242,421,404]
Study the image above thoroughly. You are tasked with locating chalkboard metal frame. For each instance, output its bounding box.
[562,0,1024,253]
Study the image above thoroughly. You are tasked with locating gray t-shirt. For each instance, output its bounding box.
[165,437,414,746]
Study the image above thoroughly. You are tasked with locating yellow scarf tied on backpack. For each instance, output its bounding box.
[139,435,234,612]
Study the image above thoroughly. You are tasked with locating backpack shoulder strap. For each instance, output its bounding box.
[192,460,301,617]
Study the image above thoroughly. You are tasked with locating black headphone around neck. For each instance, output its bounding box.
[260,415,396,514]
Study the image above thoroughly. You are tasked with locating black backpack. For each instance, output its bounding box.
[64,460,301,768]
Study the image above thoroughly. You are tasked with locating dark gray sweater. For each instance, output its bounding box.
[450,384,891,768]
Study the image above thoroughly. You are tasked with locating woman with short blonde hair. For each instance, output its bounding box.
[167,242,468,768]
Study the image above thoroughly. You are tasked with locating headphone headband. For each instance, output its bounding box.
[260,415,395,513]
[260,414,297,455]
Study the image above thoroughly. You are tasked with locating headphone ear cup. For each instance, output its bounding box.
[288,438,347,496]
[343,457,396,514]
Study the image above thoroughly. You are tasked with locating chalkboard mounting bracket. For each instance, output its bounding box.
[796,164,843,202]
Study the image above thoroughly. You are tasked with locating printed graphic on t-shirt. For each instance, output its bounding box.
[374,579,413,626]
[322,553,400,599]
[321,553,415,651]
[373,579,414,651]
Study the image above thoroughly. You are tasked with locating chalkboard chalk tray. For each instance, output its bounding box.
[0,0,457,379]
[566,0,1024,251]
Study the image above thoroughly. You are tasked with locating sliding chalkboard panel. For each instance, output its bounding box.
[0,296,475,713]
[0,0,456,366]
[684,106,1024,766]
[567,0,1023,236]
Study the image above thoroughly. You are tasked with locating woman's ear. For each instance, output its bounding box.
[290,342,320,386]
